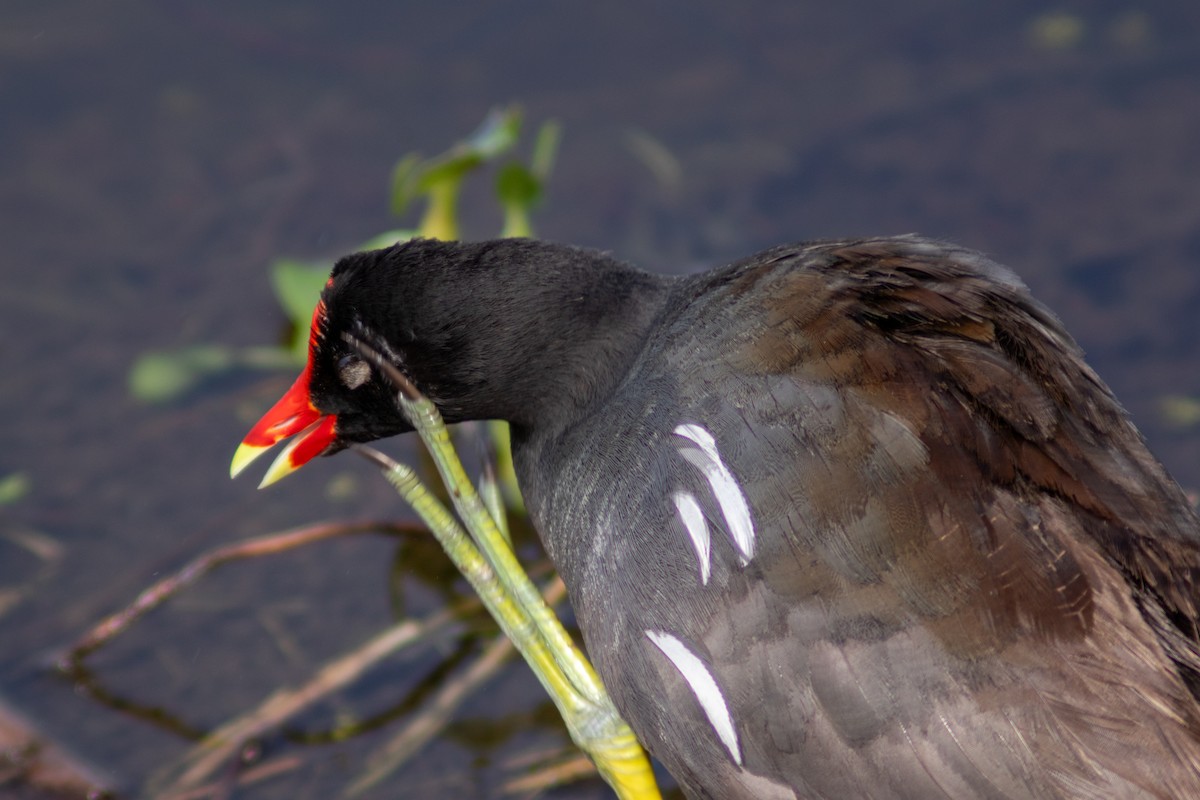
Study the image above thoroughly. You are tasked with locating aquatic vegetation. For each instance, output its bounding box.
[129,106,559,403]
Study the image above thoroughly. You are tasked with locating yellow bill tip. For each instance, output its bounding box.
[256,432,307,489]
[230,441,272,480]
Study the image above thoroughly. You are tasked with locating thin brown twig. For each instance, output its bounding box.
[61,519,423,664]
[156,753,304,800]
[502,752,599,797]
[153,593,482,795]
[345,630,517,797]
[345,577,570,797]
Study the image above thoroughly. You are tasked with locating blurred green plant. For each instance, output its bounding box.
[1161,394,1200,428]
[0,472,30,506]
[117,107,663,797]
[129,106,560,403]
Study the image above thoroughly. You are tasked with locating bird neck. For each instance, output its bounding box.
[489,252,672,439]
[400,239,674,439]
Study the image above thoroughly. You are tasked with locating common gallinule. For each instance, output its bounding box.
[232,235,1200,799]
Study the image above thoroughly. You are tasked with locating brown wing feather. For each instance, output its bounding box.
[703,238,1200,795]
[560,237,1200,796]
[732,239,1200,663]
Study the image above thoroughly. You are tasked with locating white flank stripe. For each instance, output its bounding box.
[672,491,712,584]
[673,423,756,563]
[645,630,742,765]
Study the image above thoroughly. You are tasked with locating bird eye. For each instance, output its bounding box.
[337,354,372,390]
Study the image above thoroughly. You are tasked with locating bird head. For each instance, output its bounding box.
[230,237,665,488]
[229,249,420,488]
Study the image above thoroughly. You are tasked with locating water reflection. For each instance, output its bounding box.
[3,2,1200,798]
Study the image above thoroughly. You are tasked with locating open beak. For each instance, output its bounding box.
[230,369,338,488]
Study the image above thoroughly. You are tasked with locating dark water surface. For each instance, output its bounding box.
[3,2,1200,798]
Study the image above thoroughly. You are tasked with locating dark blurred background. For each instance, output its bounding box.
[3,2,1199,798]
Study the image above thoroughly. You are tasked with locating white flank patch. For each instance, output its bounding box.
[672,491,712,584]
[673,423,756,563]
[645,630,742,765]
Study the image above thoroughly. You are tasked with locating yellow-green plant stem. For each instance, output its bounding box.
[360,447,659,799]
[476,456,512,548]
[418,181,461,241]
[350,335,660,799]
[401,395,599,696]
[487,419,525,513]
[500,204,533,239]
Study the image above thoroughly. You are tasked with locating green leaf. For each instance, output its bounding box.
[389,153,424,217]
[496,162,541,208]
[461,106,523,161]
[530,120,562,180]
[1161,394,1200,428]
[497,163,539,238]
[496,119,559,238]
[269,258,332,330]
[0,472,30,506]
[389,106,524,222]
[129,346,235,403]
